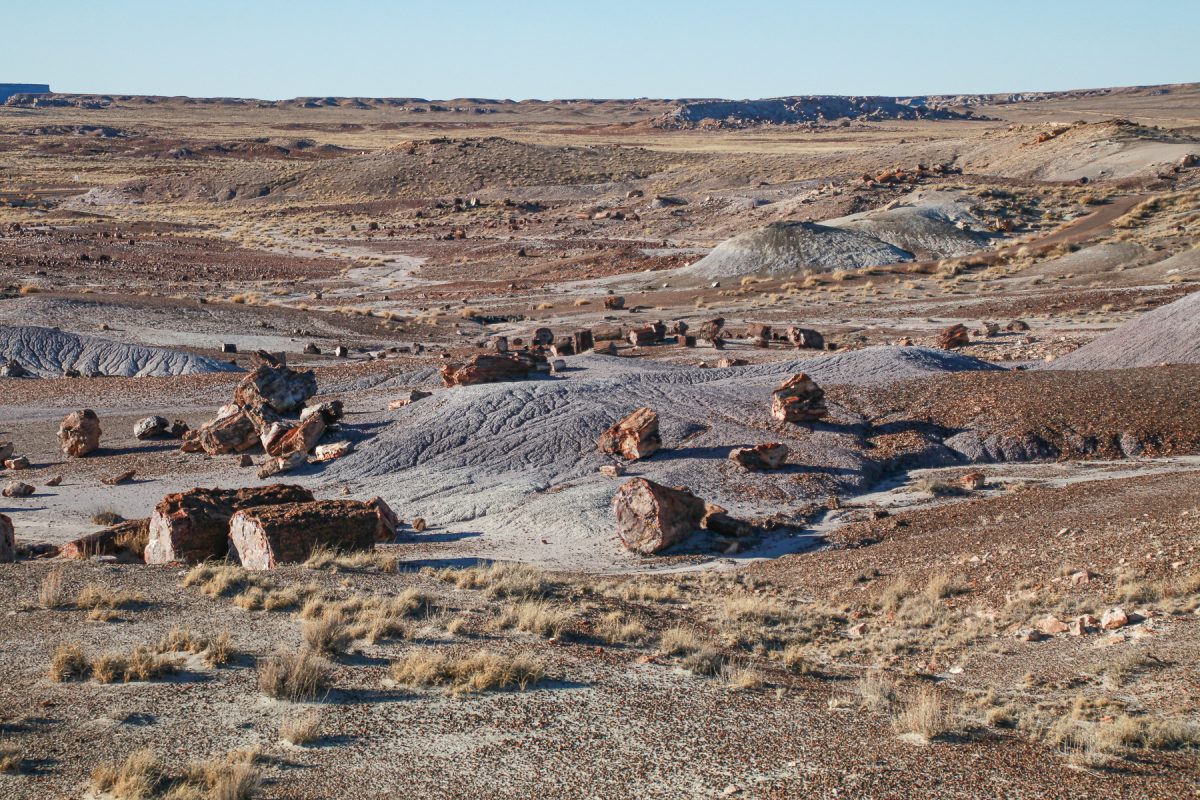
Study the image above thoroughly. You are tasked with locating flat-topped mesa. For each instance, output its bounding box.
[598,407,661,461]
[234,351,318,413]
[613,478,707,555]
[144,484,316,564]
[228,499,381,570]
[440,352,543,386]
[771,373,828,423]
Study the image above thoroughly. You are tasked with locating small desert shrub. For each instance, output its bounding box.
[92,646,177,683]
[49,641,90,682]
[75,584,146,612]
[89,748,162,799]
[303,614,352,656]
[496,601,571,638]
[439,562,550,599]
[721,661,765,690]
[722,596,791,626]
[280,710,322,746]
[0,742,23,773]
[857,671,897,712]
[158,626,208,655]
[892,687,948,740]
[205,631,235,667]
[38,568,68,609]
[781,644,816,675]
[258,648,330,702]
[92,748,261,800]
[90,509,125,526]
[680,647,725,676]
[305,546,397,574]
[389,649,544,694]
[593,611,647,644]
[613,579,682,603]
[658,626,704,656]
[924,573,966,601]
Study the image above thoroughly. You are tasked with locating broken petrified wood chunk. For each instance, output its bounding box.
[746,323,771,348]
[771,373,828,423]
[367,496,398,540]
[62,518,150,561]
[0,514,12,563]
[228,500,380,570]
[702,502,754,538]
[144,484,316,565]
[195,405,259,455]
[3,481,34,498]
[613,478,706,555]
[301,400,344,425]
[696,317,725,342]
[938,323,970,349]
[233,352,317,413]
[785,326,825,350]
[101,469,136,486]
[440,354,535,386]
[57,409,101,457]
[572,329,594,353]
[263,412,327,458]
[388,389,432,409]
[603,295,625,310]
[550,337,575,357]
[257,452,306,479]
[134,415,170,440]
[729,442,789,471]
[532,327,554,346]
[598,407,661,461]
[627,325,657,347]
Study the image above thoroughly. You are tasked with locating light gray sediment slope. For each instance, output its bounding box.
[1048,290,1200,370]
[0,325,241,377]
[329,347,1000,569]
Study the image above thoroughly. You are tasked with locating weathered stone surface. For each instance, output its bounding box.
[144,484,315,564]
[101,469,136,486]
[194,405,259,455]
[598,407,661,461]
[627,325,657,347]
[2,481,34,498]
[263,413,327,458]
[771,374,827,423]
[613,478,706,554]
[228,500,380,570]
[57,409,101,457]
[729,442,789,471]
[603,295,625,310]
[440,354,536,386]
[233,352,317,413]
[1069,614,1099,636]
[388,389,432,409]
[785,326,825,350]
[747,323,771,348]
[1101,607,1129,630]
[938,323,970,349]
[62,518,150,561]
[696,317,725,342]
[0,514,12,563]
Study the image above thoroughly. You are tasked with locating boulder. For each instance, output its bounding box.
[702,502,754,538]
[729,443,788,471]
[771,374,828,423]
[263,413,326,458]
[440,354,536,386]
[0,514,12,562]
[603,295,625,310]
[599,463,626,478]
[1006,319,1030,332]
[2,481,34,498]
[613,478,706,555]
[1101,607,1129,630]
[938,324,970,349]
[193,405,259,455]
[228,500,380,570]
[57,409,101,457]
[144,484,316,564]
[1035,615,1070,636]
[233,352,317,414]
[785,326,825,350]
[61,518,150,561]
[598,407,661,460]
[134,416,184,440]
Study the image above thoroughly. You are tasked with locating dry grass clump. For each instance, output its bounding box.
[658,626,705,656]
[593,611,648,644]
[90,748,261,800]
[437,562,550,599]
[183,564,314,611]
[721,661,765,690]
[38,567,69,609]
[303,613,352,656]
[722,595,792,626]
[48,641,90,682]
[92,646,178,684]
[204,631,235,667]
[280,710,322,746]
[90,509,125,526]
[75,583,147,614]
[389,648,544,694]
[0,741,22,773]
[891,686,948,740]
[856,671,898,712]
[301,588,432,645]
[680,647,725,676]
[305,546,397,573]
[156,627,237,667]
[496,601,572,638]
[608,579,682,603]
[257,648,330,702]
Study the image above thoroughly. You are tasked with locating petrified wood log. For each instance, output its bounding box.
[233,354,317,413]
[696,317,725,342]
[572,329,594,353]
[144,484,315,564]
[228,500,380,570]
[627,325,657,347]
[57,409,101,457]
[771,374,828,423]
[729,442,789,471]
[938,323,970,349]
[603,295,625,310]
[785,326,825,350]
[440,354,534,387]
[613,478,706,555]
[598,407,661,460]
[195,405,260,455]
[262,413,326,458]
[0,514,13,563]
[62,518,150,561]
[746,323,771,348]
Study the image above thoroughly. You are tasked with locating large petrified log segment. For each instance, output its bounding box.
[62,518,150,561]
[57,409,101,457]
[696,317,725,343]
[938,323,970,350]
[613,478,706,555]
[729,442,789,471]
[228,500,380,570]
[785,326,825,350]
[144,484,315,564]
[440,354,535,386]
[771,374,828,423]
[598,407,661,460]
[233,353,317,413]
[194,405,260,455]
[262,413,327,458]
[572,329,594,354]
[0,514,13,563]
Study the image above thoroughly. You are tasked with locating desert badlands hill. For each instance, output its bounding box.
[0,83,1198,799]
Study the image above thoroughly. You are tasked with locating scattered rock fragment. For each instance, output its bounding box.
[1035,615,1069,636]
[134,415,187,440]
[389,389,432,409]
[598,408,661,461]
[603,296,625,310]
[2,481,34,498]
[1069,614,1098,636]
[599,463,625,478]
[613,478,707,555]
[785,326,824,350]
[257,452,307,479]
[5,456,30,470]
[960,471,986,490]
[57,409,102,457]
[412,518,427,532]
[771,374,827,423]
[938,323,970,349]
[729,443,788,471]
[313,441,354,461]
[43,475,62,487]
[102,469,136,486]
[1100,607,1129,630]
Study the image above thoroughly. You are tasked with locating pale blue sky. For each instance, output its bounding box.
[7,0,1198,100]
